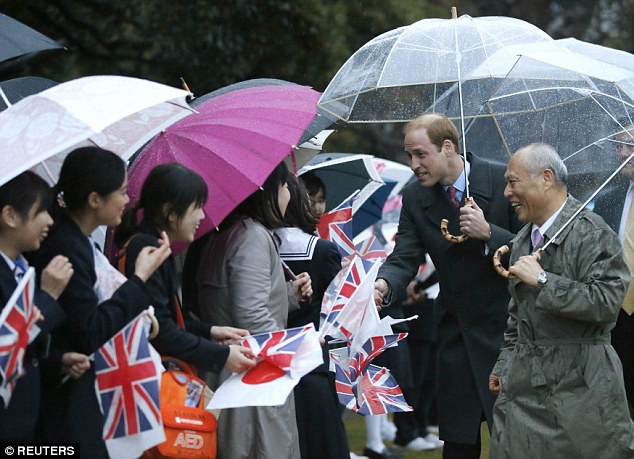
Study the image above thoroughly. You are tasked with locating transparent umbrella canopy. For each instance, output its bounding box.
[480,52,634,180]
[556,38,634,72]
[318,14,553,126]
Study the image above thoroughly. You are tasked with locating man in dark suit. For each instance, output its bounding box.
[374,114,520,459]
[592,124,634,413]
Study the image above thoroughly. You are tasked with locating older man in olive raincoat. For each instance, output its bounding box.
[489,143,634,459]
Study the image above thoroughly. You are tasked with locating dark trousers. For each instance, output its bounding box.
[393,339,437,445]
[612,308,634,416]
[442,434,481,459]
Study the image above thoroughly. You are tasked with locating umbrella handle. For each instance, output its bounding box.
[493,246,544,279]
[439,197,473,243]
[148,314,160,340]
[493,245,514,279]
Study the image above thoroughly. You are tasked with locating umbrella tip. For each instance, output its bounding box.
[451,6,458,18]
[180,77,194,102]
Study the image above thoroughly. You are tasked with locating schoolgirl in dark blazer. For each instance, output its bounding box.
[0,171,76,441]
[30,147,170,457]
[276,175,350,459]
[114,163,255,374]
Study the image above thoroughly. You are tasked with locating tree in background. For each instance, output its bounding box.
[2,0,633,161]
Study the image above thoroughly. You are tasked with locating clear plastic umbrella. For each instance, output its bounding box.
[485,56,634,277]
[318,11,552,208]
[318,13,552,128]
[481,53,634,177]
[556,38,634,72]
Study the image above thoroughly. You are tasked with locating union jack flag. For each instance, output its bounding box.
[94,311,164,458]
[355,364,412,415]
[349,333,407,382]
[319,256,380,341]
[316,197,355,257]
[330,351,357,412]
[330,346,411,415]
[341,235,388,269]
[242,324,313,373]
[0,268,39,405]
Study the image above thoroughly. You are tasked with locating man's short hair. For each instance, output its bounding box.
[403,113,461,154]
[520,143,568,186]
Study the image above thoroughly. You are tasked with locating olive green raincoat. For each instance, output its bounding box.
[490,196,634,459]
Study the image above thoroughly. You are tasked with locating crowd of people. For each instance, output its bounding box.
[1,111,634,459]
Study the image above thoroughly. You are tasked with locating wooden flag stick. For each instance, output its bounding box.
[451,6,458,19]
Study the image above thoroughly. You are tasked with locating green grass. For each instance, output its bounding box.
[344,413,490,459]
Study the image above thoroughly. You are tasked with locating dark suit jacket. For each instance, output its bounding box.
[30,214,152,457]
[593,181,629,234]
[378,152,521,444]
[122,221,229,374]
[0,258,65,441]
[592,180,634,407]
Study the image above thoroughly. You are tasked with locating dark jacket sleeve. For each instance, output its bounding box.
[378,187,428,297]
[34,290,66,335]
[124,234,229,374]
[32,224,152,355]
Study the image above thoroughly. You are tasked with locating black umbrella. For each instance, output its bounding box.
[0,13,64,64]
[0,76,58,111]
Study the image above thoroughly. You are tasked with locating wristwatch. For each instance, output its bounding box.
[537,271,548,290]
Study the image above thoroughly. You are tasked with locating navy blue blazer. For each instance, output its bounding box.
[122,221,229,374]
[30,214,153,457]
[0,257,65,441]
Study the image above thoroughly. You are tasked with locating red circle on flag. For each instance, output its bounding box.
[242,360,285,384]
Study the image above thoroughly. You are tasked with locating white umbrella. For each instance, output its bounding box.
[0,75,193,186]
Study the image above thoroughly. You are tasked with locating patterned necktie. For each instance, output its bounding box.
[447,186,460,208]
[531,228,543,249]
[622,191,634,314]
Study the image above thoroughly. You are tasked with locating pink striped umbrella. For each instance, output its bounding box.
[127,84,320,247]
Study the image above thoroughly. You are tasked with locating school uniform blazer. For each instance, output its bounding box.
[378,152,522,444]
[122,221,229,374]
[30,214,153,457]
[0,258,65,441]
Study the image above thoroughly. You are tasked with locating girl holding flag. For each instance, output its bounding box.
[275,174,350,459]
[195,161,312,459]
[30,147,171,457]
[114,162,256,375]
[0,171,87,442]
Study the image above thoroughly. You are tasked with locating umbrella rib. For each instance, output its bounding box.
[559,92,633,164]
[0,88,10,107]
[376,36,403,88]
[542,152,634,252]
[488,87,634,113]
